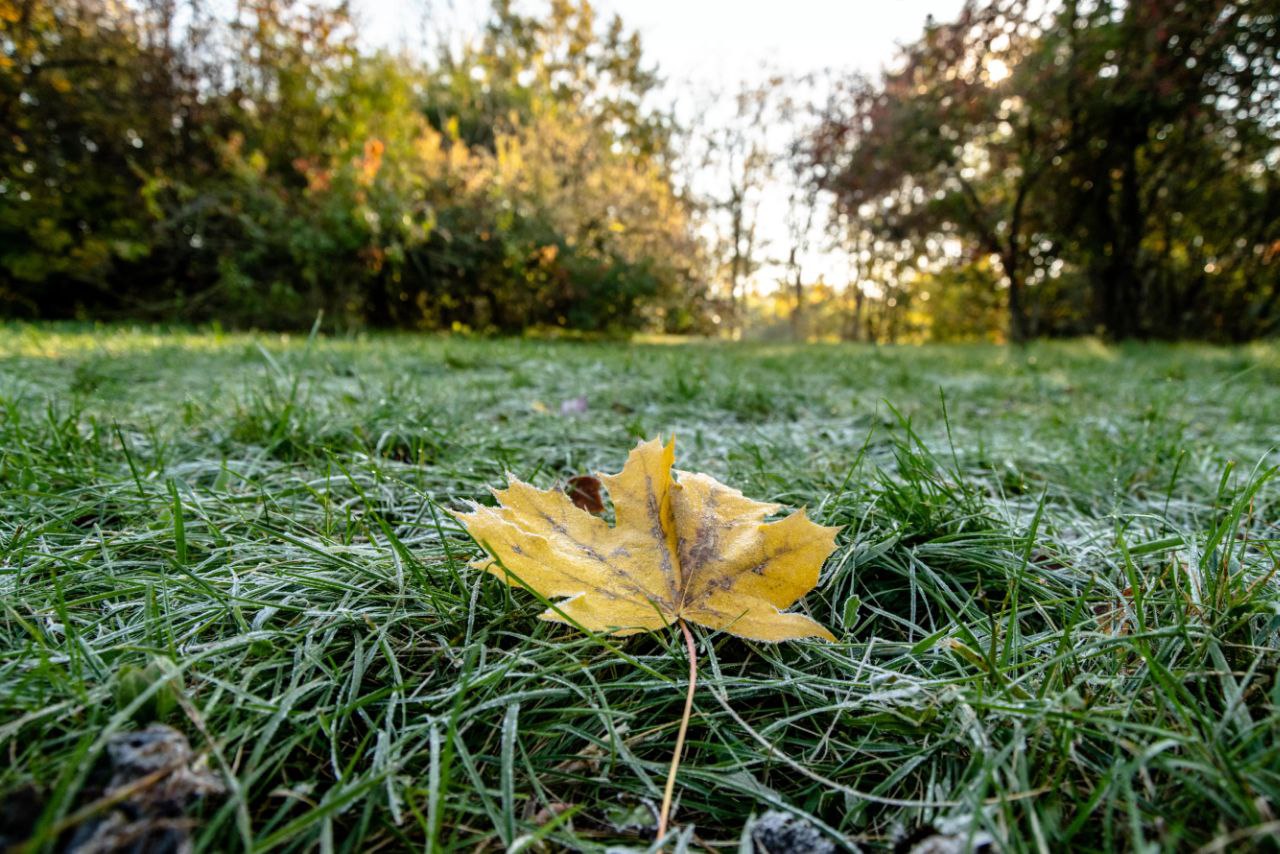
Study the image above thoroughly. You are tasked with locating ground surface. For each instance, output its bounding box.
[1,324,1278,852]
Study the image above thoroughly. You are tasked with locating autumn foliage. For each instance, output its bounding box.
[456,438,838,642]
[0,0,704,333]
[809,0,1280,342]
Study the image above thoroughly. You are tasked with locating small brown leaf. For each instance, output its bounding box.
[566,474,606,514]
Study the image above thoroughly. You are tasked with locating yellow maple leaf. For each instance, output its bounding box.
[455,437,838,642]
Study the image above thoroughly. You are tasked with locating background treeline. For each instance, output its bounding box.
[3,0,1279,341]
[806,0,1280,342]
[0,0,705,332]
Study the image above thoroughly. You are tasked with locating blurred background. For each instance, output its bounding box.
[2,0,1277,343]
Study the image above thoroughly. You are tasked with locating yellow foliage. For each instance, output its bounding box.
[356,137,384,185]
[455,438,838,642]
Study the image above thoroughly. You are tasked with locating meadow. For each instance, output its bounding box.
[1,324,1278,852]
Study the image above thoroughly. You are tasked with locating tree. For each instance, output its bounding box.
[0,0,219,304]
[0,0,706,333]
[809,1,1055,343]
[776,73,830,342]
[693,81,779,337]
[1035,0,1280,339]
[808,0,1280,342]
[425,0,670,158]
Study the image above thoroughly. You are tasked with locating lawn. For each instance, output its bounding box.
[1,324,1278,852]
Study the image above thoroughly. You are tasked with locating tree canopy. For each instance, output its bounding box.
[0,0,704,332]
[3,0,1278,341]
[810,0,1280,342]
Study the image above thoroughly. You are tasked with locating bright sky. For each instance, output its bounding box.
[594,1,964,87]
[363,1,964,82]
[358,0,968,292]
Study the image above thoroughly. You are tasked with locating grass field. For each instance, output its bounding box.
[2,324,1279,852]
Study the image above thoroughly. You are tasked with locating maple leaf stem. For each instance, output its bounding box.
[657,617,698,844]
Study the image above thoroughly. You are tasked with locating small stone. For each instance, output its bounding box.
[750,810,836,854]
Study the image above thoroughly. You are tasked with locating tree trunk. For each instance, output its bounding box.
[1002,251,1028,345]
[1094,134,1145,340]
[850,284,865,342]
[729,214,743,339]
[792,276,804,341]
[788,246,803,342]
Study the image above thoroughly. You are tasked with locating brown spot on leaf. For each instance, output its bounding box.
[566,475,605,514]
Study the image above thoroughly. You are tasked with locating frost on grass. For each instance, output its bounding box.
[1,329,1278,851]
